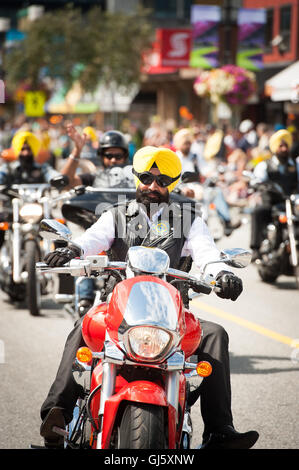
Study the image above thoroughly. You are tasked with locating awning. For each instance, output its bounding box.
[265,61,299,102]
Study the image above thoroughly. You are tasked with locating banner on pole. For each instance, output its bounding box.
[190,5,221,69]
[236,8,266,71]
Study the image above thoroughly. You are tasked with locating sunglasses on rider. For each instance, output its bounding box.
[102,152,125,160]
[132,168,181,188]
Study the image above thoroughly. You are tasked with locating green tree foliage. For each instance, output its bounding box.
[5,5,153,93]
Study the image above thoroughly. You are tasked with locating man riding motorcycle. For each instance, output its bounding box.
[250,129,299,261]
[0,131,60,249]
[60,125,134,314]
[40,144,259,450]
[0,130,59,185]
[60,125,133,189]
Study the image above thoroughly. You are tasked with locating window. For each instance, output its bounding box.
[265,8,274,53]
[142,0,191,20]
[280,4,291,52]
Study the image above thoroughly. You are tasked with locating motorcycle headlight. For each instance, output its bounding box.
[19,203,43,224]
[128,326,172,362]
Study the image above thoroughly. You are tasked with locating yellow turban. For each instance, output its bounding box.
[83,126,98,142]
[269,129,293,154]
[11,131,41,158]
[133,146,182,193]
[204,130,224,160]
[173,128,193,150]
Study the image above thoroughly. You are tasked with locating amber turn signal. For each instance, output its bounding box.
[55,218,66,225]
[278,214,287,224]
[196,361,212,377]
[76,347,93,363]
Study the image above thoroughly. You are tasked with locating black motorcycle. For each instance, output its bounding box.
[0,181,65,315]
[248,176,299,287]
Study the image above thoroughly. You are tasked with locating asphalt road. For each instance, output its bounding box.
[0,218,298,450]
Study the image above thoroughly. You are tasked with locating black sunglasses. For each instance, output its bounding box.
[132,168,181,188]
[102,152,125,160]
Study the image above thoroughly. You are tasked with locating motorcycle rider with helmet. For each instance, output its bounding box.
[60,125,133,189]
[60,124,134,314]
[40,139,259,450]
[250,129,299,261]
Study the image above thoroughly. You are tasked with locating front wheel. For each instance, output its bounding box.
[26,240,41,316]
[257,265,278,284]
[117,403,166,449]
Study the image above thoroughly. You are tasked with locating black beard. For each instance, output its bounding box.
[136,187,169,214]
[277,151,289,162]
[19,155,34,168]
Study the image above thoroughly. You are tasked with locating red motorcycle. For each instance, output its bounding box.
[37,219,251,449]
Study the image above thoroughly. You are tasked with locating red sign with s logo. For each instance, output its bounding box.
[158,29,191,68]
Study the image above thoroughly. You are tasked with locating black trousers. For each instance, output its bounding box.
[250,205,272,250]
[40,318,233,437]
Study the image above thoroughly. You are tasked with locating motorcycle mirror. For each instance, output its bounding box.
[39,218,72,243]
[50,175,69,190]
[181,171,199,183]
[74,185,86,196]
[220,248,252,268]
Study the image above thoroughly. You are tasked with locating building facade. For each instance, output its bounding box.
[243,0,299,125]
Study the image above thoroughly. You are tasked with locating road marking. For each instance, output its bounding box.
[192,299,299,348]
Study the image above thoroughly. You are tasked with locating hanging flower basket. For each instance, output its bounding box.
[193,65,257,106]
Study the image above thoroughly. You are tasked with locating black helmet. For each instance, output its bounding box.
[98,130,129,157]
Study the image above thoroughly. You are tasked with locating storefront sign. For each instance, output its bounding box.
[158,28,191,68]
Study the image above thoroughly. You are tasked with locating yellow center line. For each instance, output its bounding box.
[191,299,299,348]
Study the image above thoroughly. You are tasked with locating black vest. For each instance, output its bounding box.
[103,200,196,307]
[107,200,195,271]
[5,163,46,185]
[266,158,298,195]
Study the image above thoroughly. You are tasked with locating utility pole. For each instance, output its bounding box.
[220,0,239,65]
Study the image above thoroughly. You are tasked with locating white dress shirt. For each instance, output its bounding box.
[253,155,299,181]
[74,205,230,278]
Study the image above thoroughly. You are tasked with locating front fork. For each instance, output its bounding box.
[97,362,117,449]
[12,198,22,283]
[95,345,185,449]
[286,199,298,268]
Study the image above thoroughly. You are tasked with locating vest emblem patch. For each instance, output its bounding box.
[151,221,170,237]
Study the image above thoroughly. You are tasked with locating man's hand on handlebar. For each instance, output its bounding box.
[215,271,243,301]
[44,245,82,267]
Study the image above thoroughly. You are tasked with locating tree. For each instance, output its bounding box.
[4,4,153,94]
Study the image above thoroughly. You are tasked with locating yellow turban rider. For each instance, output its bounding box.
[269,129,293,154]
[132,146,182,193]
[11,131,41,159]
